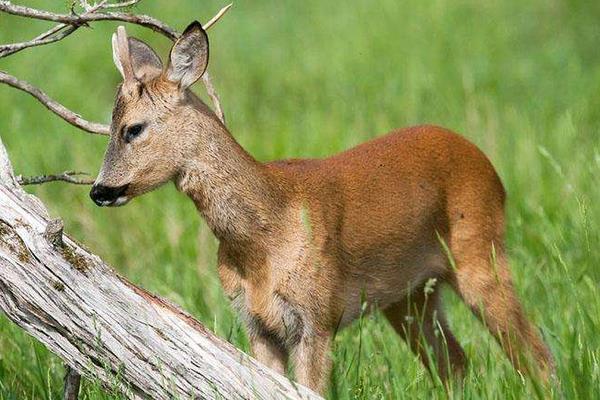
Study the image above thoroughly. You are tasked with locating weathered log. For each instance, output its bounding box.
[0,135,320,399]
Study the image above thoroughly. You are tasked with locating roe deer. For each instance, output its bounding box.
[90,22,554,394]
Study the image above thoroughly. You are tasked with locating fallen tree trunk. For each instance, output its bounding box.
[0,135,320,400]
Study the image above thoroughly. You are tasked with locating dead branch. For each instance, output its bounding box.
[0,136,321,399]
[0,1,178,39]
[0,24,77,58]
[203,72,226,125]
[202,3,233,30]
[0,1,114,58]
[100,0,143,10]
[16,171,95,186]
[0,1,230,132]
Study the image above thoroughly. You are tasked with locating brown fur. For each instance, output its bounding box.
[94,25,554,394]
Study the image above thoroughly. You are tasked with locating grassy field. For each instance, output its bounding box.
[0,0,599,398]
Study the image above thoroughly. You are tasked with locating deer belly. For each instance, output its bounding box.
[338,243,446,326]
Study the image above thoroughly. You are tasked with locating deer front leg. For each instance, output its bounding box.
[291,332,332,394]
[250,334,288,375]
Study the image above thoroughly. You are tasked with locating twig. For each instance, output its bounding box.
[200,3,231,124]
[0,71,110,135]
[0,1,178,39]
[0,1,145,58]
[203,3,232,30]
[0,24,76,58]
[202,72,226,124]
[79,0,109,13]
[16,171,95,186]
[0,0,113,58]
[101,0,142,9]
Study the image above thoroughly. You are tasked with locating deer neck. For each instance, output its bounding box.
[175,107,282,247]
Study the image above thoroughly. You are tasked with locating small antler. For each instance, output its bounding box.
[115,25,135,82]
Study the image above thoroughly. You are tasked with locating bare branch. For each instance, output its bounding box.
[204,3,233,30]
[0,24,77,58]
[0,1,178,39]
[200,3,232,124]
[16,171,95,186]
[0,71,110,135]
[0,1,129,58]
[79,0,108,13]
[101,0,143,9]
[202,72,226,124]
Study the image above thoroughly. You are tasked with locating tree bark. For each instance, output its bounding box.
[0,135,320,400]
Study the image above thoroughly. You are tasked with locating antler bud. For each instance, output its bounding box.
[116,25,135,82]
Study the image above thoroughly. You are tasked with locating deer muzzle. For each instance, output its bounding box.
[89,183,130,207]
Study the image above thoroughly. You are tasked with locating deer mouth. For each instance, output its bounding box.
[110,195,131,207]
[89,183,130,207]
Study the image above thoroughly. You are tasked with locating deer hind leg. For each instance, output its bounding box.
[384,285,467,382]
[449,235,554,382]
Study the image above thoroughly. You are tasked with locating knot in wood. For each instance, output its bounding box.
[44,218,64,247]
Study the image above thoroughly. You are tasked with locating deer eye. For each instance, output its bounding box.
[123,124,145,143]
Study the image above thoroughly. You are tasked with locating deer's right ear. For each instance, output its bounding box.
[166,21,209,90]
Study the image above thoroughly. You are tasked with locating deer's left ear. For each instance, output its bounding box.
[128,37,163,81]
[166,21,209,89]
[112,26,162,82]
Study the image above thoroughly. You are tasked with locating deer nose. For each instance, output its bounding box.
[89,184,129,206]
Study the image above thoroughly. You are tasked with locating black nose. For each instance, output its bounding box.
[89,184,129,206]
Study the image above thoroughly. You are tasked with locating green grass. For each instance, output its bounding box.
[0,0,599,398]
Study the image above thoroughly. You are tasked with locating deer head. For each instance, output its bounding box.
[90,22,211,206]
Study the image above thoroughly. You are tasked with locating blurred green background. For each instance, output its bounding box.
[0,0,599,398]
